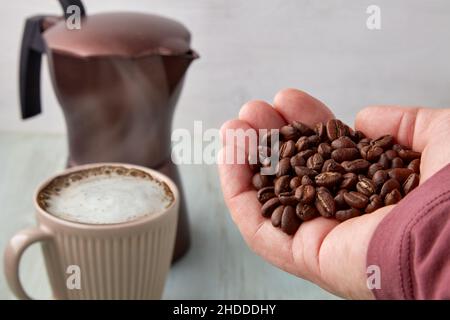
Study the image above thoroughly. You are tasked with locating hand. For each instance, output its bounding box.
[217,88,450,299]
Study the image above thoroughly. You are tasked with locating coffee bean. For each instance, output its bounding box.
[257,187,276,204]
[280,125,299,141]
[274,175,291,195]
[261,198,281,217]
[307,153,324,171]
[344,191,368,209]
[357,139,370,151]
[294,185,316,204]
[318,142,332,159]
[295,136,309,152]
[298,149,315,160]
[378,153,390,169]
[331,136,356,149]
[385,149,398,160]
[326,119,348,141]
[334,189,348,210]
[365,194,383,213]
[290,154,306,168]
[371,135,394,150]
[356,175,376,197]
[271,205,284,227]
[290,177,302,190]
[380,178,401,198]
[331,147,359,162]
[315,172,342,188]
[336,208,361,222]
[391,157,404,169]
[372,170,388,191]
[388,168,413,184]
[368,163,384,178]
[315,187,336,218]
[280,140,296,158]
[398,149,421,162]
[361,145,384,162]
[301,175,314,186]
[276,158,292,177]
[322,159,346,173]
[307,135,321,146]
[392,144,404,152]
[385,189,402,206]
[252,173,271,190]
[339,172,357,189]
[279,191,298,206]
[408,159,420,174]
[350,130,365,142]
[315,122,327,140]
[292,121,314,136]
[341,159,370,173]
[294,166,318,178]
[403,173,420,195]
[296,203,319,221]
[281,206,301,235]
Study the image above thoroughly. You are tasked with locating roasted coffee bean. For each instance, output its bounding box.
[257,187,276,204]
[290,177,302,190]
[290,154,306,168]
[252,173,271,190]
[334,189,348,210]
[385,149,398,160]
[317,142,332,159]
[368,163,384,178]
[298,149,315,160]
[295,136,309,152]
[356,175,376,197]
[336,208,360,222]
[279,192,298,206]
[307,153,324,171]
[307,135,321,146]
[296,203,319,221]
[315,187,336,218]
[357,139,370,150]
[274,175,291,195]
[294,185,316,204]
[344,191,368,209]
[315,172,342,188]
[403,173,420,195]
[315,122,327,140]
[385,189,402,206]
[388,168,414,184]
[371,135,394,150]
[372,170,388,191]
[398,149,421,162]
[276,158,291,177]
[271,205,284,227]
[392,144,403,152]
[361,145,383,162]
[301,175,314,186]
[322,159,346,173]
[261,198,281,217]
[366,194,383,213]
[341,159,370,173]
[408,159,420,174]
[391,157,404,169]
[280,125,299,141]
[380,178,401,198]
[331,136,356,149]
[339,172,357,189]
[350,130,365,142]
[294,166,318,178]
[280,140,296,158]
[281,206,301,235]
[331,147,359,162]
[292,121,314,136]
[378,153,390,169]
[326,119,348,141]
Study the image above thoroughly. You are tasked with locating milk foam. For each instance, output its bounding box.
[43,170,173,224]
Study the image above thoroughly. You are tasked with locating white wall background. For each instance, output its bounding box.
[0,0,449,134]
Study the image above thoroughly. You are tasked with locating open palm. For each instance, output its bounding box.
[218,88,450,299]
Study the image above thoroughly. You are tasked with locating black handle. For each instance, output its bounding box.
[59,0,86,19]
[19,16,46,119]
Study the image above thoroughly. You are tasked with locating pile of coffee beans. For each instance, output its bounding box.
[251,119,421,235]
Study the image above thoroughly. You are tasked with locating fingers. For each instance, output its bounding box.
[273,88,335,125]
[238,100,286,129]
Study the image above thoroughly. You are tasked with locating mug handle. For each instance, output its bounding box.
[4,227,52,300]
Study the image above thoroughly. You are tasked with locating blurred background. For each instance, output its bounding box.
[0,0,449,299]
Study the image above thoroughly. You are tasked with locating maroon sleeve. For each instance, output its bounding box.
[367,164,450,299]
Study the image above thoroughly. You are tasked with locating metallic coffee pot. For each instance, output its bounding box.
[19,0,198,261]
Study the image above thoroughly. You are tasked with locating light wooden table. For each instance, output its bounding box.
[0,131,337,300]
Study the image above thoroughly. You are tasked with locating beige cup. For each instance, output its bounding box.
[4,163,179,300]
